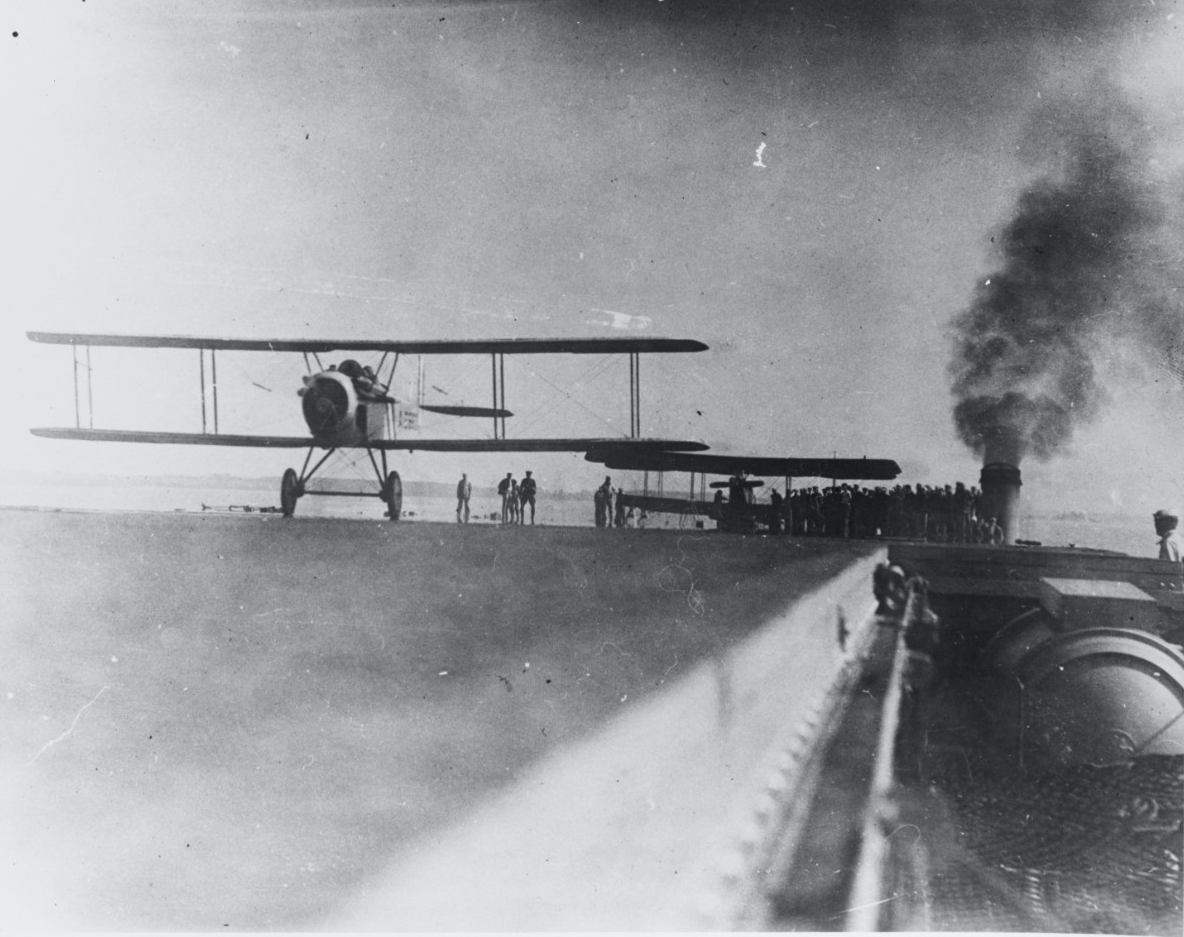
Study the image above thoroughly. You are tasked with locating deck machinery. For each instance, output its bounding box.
[751,542,1184,934]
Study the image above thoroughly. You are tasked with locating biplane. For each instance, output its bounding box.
[27,332,709,520]
[585,448,902,532]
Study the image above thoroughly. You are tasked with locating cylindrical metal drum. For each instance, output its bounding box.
[980,608,1058,675]
[995,628,1184,772]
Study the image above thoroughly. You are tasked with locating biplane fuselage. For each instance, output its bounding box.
[298,367,392,449]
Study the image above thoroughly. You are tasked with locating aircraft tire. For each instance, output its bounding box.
[384,470,402,521]
[280,468,299,518]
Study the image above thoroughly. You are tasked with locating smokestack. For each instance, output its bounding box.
[979,462,1022,544]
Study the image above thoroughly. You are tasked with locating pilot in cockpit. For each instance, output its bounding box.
[335,359,380,398]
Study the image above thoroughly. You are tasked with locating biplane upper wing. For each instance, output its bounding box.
[27,332,708,355]
[32,429,316,448]
[32,427,708,453]
[585,448,901,480]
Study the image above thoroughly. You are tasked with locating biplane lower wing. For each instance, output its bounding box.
[618,493,722,517]
[31,427,708,454]
[378,437,709,453]
[586,449,901,480]
[615,492,776,522]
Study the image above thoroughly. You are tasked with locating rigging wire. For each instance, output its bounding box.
[510,352,614,411]
[554,353,621,399]
[506,355,628,438]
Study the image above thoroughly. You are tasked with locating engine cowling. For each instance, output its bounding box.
[299,370,358,444]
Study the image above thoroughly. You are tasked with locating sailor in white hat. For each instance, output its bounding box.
[1153,508,1184,563]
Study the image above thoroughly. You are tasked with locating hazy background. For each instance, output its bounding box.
[4,0,1183,515]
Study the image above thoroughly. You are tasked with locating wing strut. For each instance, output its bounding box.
[70,344,95,430]
[85,347,93,430]
[198,349,220,434]
[212,351,219,434]
[490,353,508,440]
[199,350,207,431]
[629,352,641,438]
[72,345,81,429]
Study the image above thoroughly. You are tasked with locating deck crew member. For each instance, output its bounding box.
[509,479,520,523]
[519,471,537,525]
[727,472,744,508]
[1154,508,1184,563]
[456,473,472,524]
[953,482,973,543]
[768,488,783,534]
[497,473,513,524]
[595,476,613,527]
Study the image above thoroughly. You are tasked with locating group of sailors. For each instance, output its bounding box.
[456,470,1007,540]
[492,471,537,525]
[594,476,646,529]
[739,478,1006,543]
[783,482,1003,542]
[454,471,539,525]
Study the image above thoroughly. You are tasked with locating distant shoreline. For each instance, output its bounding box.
[0,470,594,502]
[0,502,602,526]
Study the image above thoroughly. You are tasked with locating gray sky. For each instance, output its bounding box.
[5,0,1183,510]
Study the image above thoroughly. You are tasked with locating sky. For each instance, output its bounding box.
[4,0,1184,512]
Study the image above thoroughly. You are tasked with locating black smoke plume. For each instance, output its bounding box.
[949,79,1183,465]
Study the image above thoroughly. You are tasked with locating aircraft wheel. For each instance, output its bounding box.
[280,468,299,518]
[384,470,402,521]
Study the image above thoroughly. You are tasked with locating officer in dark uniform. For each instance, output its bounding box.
[456,473,471,524]
[519,471,538,525]
[497,472,513,524]
[769,488,783,534]
[595,476,613,527]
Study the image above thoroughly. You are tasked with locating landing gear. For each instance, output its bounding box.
[280,468,300,517]
[279,449,399,521]
[383,470,402,521]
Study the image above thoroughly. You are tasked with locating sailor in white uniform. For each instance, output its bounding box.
[1153,508,1184,563]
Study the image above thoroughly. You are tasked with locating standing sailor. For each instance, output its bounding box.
[509,478,520,524]
[519,470,537,525]
[1154,509,1184,563]
[456,473,472,524]
[497,472,513,524]
[768,488,783,534]
[595,476,613,527]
